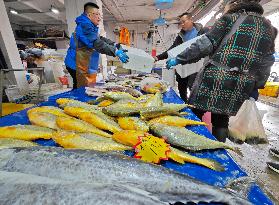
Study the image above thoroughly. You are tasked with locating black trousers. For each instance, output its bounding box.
[66,66,77,89]
[175,72,197,103]
[192,108,229,129]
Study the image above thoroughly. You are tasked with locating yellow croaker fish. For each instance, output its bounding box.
[56,98,99,110]
[118,117,149,132]
[140,104,187,120]
[149,116,206,127]
[53,132,131,151]
[64,107,122,133]
[137,94,154,103]
[170,147,224,171]
[103,101,143,117]
[112,130,224,171]
[112,130,146,147]
[28,111,59,130]
[56,98,78,105]
[56,116,112,138]
[150,123,235,151]
[98,99,114,107]
[103,92,137,101]
[27,106,68,117]
[0,138,37,149]
[0,125,54,141]
[144,92,163,107]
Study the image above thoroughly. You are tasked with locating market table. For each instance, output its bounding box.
[0,87,273,205]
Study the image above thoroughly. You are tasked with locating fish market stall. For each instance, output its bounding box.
[0,86,273,205]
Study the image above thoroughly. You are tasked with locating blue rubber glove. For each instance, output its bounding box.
[115,49,129,63]
[166,58,178,69]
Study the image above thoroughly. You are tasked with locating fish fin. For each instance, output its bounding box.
[232,147,243,157]
[226,176,255,198]
[170,112,181,116]
[245,137,268,144]
[205,159,225,172]
[87,97,106,105]
[185,104,195,108]
[178,112,188,116]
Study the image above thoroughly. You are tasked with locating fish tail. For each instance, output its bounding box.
[186,157,224,171]
[204,159,225,172]
[232,147,243,157]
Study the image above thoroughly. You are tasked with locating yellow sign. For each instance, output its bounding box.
[134,134,170,164]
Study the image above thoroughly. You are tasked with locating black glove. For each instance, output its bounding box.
[115,43,123,50]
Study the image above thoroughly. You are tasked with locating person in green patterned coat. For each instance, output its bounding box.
[166,0,277,142]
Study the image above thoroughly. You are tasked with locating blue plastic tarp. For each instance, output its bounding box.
[0,87,273,205]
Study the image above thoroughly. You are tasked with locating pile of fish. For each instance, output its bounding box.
[85,85,143,97]
[0,147,251,205]
[0,91,240,171]
[0,91,254,204]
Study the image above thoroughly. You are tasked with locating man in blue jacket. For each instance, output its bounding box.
[65,2,129,88]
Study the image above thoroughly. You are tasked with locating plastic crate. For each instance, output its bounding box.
[259,82,279,97]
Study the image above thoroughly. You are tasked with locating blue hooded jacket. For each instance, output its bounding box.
[65,13,100,74]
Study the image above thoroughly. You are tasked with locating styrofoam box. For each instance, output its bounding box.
[122,45,154,73]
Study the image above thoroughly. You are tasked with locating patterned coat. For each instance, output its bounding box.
[176,3,277,116]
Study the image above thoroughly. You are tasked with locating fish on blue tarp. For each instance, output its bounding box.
[0,171,167,205]
[0,147,251,205]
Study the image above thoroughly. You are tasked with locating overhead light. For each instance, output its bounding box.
[156,8,160,11]
[50,5,59,14]
[10,9,18,15]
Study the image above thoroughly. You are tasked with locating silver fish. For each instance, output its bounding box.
[60,101,99,110]
[140,104,187,119]
[0,147,250,205]
[0,171,167,205]
[150,123,235,151]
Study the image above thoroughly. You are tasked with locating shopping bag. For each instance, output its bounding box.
[228,98,267,144]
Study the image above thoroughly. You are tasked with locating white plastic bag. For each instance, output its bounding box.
[167,34,205,58]
[229,98,267,144]
[121,45,154,73]
[140,77,170,94]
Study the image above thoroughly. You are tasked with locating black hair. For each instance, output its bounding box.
[84,2,99,13]
[179,12,192,18]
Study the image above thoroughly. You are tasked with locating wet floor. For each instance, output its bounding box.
[228,101,279,204]
[172,87,279,203]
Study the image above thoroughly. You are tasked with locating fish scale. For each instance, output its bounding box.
[0,125,54,141]
[0,171,167,205]
[53,132,130,151]
[150,123,235,151]
[64,107,121,133]
[0,147,250,205]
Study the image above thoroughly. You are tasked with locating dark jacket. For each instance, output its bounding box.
[176,2,277,116]
[156,23,205,61]
[65,13,116,74]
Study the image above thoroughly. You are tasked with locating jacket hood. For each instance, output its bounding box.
[75,13,93,25]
